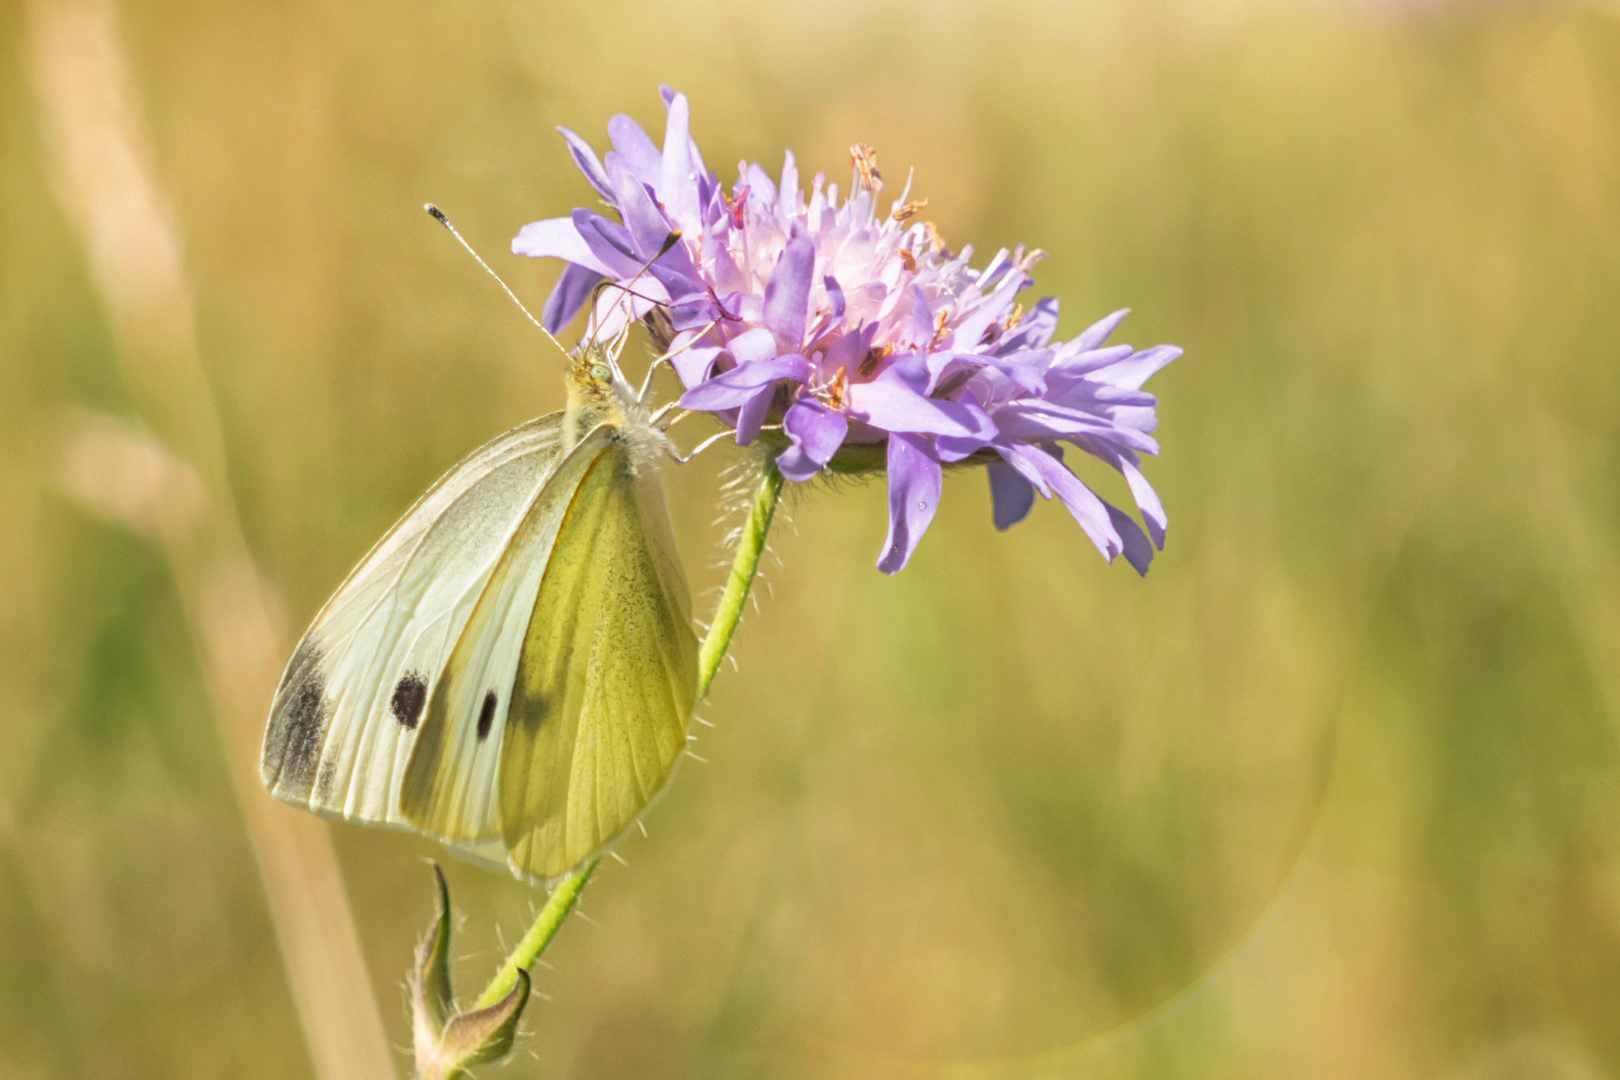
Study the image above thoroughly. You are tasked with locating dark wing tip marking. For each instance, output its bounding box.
[316,758,338,802]
[477,691,498,741]
[391,672,429,730]
[267,639,329,799]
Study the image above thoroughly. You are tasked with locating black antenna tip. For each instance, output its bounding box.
[424,203,449,224]
[657,230,682,258]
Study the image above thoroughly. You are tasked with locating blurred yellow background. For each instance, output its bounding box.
[5,0,1619,1077]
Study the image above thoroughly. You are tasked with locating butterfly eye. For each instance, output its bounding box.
[590,363,612,383]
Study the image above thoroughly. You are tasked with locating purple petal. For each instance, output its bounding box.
[929,349,1048,397]
[584,279,668,344]
[822,323,876,371]
[994,296,1060,353]
[571,210,641,276]
[1052,344,1133,378]
[540,262,604,332]
[1105,504,1155,575]
[1075,309,1129,352]
[947,266,1027,351]
[1121,457,1167,547]
[734,387,773,444]
[995,442,1053,498]
[744,163,778,208]
[905,284,934,345]
[1108,405,1160,437]
[1099,345,1182,391]
[823,275,845,321]
[776,399,849,481]
[725,326,780,366]
[669,344,723,386]
[1045,371,1156,408]
[763,223,815,348]
[679,353,810,410]
[660,86,708,177]
[934,433,989,462]
[659,93,700,230]
[780,150,799,205]
[667,294,721,333]
[1004,444,1124,562]
[606,114,662,184]
[512,216,617,276]
[979,350,1051,394]
[1069,437,1167,549]
[993,403,1159,454]
[610,166,676,259]
[555,126,615,203]
[876,433,942,574]
[848,377,995,439]
[987,458,1035,530]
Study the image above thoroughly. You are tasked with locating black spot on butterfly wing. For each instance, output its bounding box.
[476,691,498,741]
[391,672,428,729]
[265,639,330,799]
[516,693,549,734]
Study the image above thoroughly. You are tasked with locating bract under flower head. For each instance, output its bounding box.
[514,88,1181,574]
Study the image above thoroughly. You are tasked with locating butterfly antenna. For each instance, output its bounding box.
[424,203,567,353]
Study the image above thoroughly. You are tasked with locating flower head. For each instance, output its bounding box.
[515,89,1180,573]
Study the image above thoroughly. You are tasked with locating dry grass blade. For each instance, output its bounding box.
[27,3,395,1077]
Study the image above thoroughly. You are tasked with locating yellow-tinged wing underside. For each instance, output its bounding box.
[401,432,698,882]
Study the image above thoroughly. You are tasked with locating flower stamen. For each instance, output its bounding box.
[850,143,883,194]
[817,364,849,408]
[859,343,892,377]
[891,198,928,223]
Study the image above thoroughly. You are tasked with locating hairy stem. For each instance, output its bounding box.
[466,456,784,1012]
[470,861,595,1012]
[699,457,784,698]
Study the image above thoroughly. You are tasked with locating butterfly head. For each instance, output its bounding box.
[564,337,646,445]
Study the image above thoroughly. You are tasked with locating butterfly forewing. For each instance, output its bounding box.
[261,415,565,821]
[397,427,617,851]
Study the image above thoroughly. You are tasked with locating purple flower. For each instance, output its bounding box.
[515,89,1181,574]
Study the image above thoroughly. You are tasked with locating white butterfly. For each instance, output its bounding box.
[261,225,699,883]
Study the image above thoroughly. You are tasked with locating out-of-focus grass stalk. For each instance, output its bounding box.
[27,3,395,1078]
[463,458,784,1023]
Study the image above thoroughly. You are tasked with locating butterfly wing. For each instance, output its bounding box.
[494,435,698,882]
[260,414,565,827]
[397,426,625,861]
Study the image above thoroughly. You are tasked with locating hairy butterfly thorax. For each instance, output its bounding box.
[564,339,672,477]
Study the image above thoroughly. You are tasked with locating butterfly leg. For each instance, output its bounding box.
[637,355,669,403]
[666,424,782,465]
[640,317,724,403]
[650,402,691,429]
[666,429,734,465]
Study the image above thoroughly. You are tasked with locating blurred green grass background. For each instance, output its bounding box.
[4,0,1620,1077]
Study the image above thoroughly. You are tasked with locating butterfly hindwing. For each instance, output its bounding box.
[496,437,699,881]
[260,414,566,824]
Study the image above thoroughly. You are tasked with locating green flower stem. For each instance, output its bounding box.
[468,456,784,1012]
[698,457,784,699]
[470,861,594,1012]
